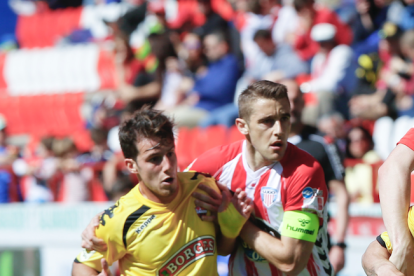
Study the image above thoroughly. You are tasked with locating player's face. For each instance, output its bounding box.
[245,98,291,166]
[135,137,178,203]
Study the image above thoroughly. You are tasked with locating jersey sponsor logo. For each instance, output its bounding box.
[100,202,119,226]
[302,187,314,199]
[136,215,156,234]
[157,236,215,276]
[260,187,278,208]
[78,248,96,262]
[286,223,315,235]
[241,241,267,262]
[195,206,208,218]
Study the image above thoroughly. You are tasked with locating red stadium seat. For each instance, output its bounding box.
[16,8,82,48]
[176,127,196,171]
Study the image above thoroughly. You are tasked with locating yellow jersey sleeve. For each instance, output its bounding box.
[408,206,414,237]
[75,202,128,271]
[376,206,414,255]
[376,231,393,254]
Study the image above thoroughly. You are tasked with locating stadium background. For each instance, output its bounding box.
[1,0,414,275]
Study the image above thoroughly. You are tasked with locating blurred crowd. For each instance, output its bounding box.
[1,0,414,204]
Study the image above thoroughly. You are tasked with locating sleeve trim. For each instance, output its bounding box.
[122,205,150,248]
[376,235,387,248]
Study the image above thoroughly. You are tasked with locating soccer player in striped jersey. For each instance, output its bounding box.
[72,107,253,276]
[188,81,333,275]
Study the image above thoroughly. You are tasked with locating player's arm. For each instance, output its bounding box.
[328,179,349,272]
[74,205,126,275]
[378,143,414,272]
[240,211,317,275]
[216,188,253,256]
[73,258,112,276]
[362,240,403,276]
[194,181,253,255]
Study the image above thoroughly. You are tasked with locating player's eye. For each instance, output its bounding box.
[149,156,163,164]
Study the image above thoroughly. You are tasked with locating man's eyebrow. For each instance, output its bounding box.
[145,142,161,152]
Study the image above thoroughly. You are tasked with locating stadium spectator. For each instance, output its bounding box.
[16,136,57,203]
[108,174,135,202]
[344,126,382,203]
[193,0,229,38]
[351,0,388,45]
[0,115,18,166]
[166,31,240,127]
[247,29,308,83]
[284,79,349,274]
[364,127,414,275]
[199,29,308,128]
[349,22,404,121]
[53,138,92,202]
[300,23,357,123]
[387,0,414,31]
[73,107,253,275]
[318,112,348,156]
[291,0,352,61]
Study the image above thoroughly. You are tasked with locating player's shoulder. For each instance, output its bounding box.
[185,140,244,173]
[99,187,145,228]
[178,171,219,192]
[282,143,322,171]
[198,140,243,162]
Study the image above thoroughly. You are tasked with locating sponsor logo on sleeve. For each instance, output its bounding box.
[157,236,215,276]
[260,187,278,208]
[78,248,96,262]
[302,187,314,199]
[100,202,119,226]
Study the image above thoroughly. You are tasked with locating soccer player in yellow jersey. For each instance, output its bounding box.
[362,206,414,276]
[72,107,253,276]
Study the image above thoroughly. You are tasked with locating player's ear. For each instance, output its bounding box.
[125,159,139,174]
[236,118,249,135]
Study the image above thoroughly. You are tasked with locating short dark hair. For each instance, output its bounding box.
[205,31,227,44]
[118,106,174,160]
[253,29,272,41]
[293,0,314,11]
[238,81,289,121]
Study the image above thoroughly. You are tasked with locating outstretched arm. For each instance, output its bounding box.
[378,144,414,273]
[362,240,403,276]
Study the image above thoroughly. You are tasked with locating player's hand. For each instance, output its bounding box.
[389,244,414,276]
[97,258,113,276]
[193,183,225,221]
[329,246,345,274]
[375,262,404,276]
[231,188,253,219]
[81,212,107,252]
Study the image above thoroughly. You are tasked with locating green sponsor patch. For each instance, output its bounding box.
[281,211,319,242]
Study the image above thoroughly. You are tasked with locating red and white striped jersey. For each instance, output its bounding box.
[186,140,333,276]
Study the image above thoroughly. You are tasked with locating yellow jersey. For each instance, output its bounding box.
[75,171,220,276]
[377,206,414,253]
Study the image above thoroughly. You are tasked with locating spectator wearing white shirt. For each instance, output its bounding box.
[301,23,357,124]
